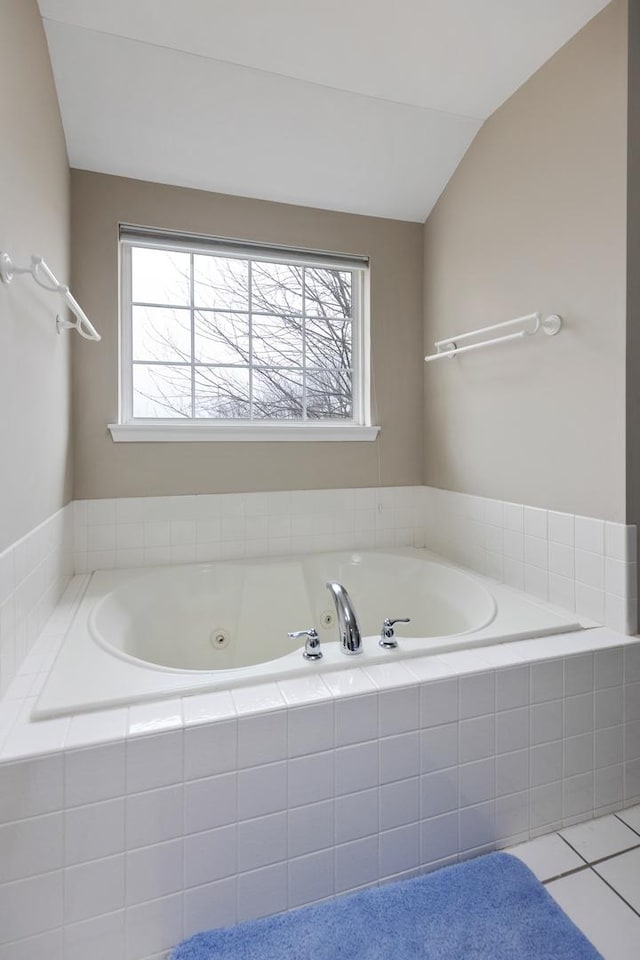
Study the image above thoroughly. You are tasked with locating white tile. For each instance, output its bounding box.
[459,672,494,719]
[575,517,605,555]
[531,660,563,703]
[420,678,457,728]
[503,503,524,533]
[531,700,563,744]
[606,559,637,599]
[380,731,419,784]
[288,848,334,907]
[379,685,419,736]
[335,835,378,893]
[65,744,125,807]
[127,698,182,736]
[335,694,377,746]
[126,784,182,848]
[379,777,420,830]
[496,750,529,797]
[510,833,583,881]
[616,804,640,834]
[561,814,640,863]
[564,733,594,778]
[231,682,285,716]
[531,741,562,787]
[524,507,547,540]
[594,852,640,911]
[459,757,495,807]
[595,725,623,768]
[420,767,458,819]
[459,714,494,762]
[549,542,574,579]
[334,786,378,844]
[563,772,594,820]
[237,862,287,922]
[605,523,637,563]
[125,892,183,960]
[237,762,286,820]
[65,798,125,864]
[0,755,63,822]
[362,661,416,690]
[548,512,574,547]
[184,824,236,888]
[595,687,623,729]
[595,763,624,809]
[564,693,593,737]
[238,710,287,768]
[496,666,529,711]
[404,655,453,683]
[525,536,548,570]
[576,583,606,622]
[530,782,563,830]
[238,813,287,873]
[287,702,334,758]
[625,645,640,683]
[321,668,376,698]
[65,708,128,749]
[64,855,125,923]
[595,648,624,689]
[549,574,575,612]
[183,878,237,938]
[126,839,182,905]
[63,909,125,960]
[420,722,457,773]
[0,871,63,944]
[0,813,63,883]
[335,741,378,795]
[126,731,182,792]
[288,798,334,857]
[575,550,605,590]
[182,691,235,726]
[184,720,237,779]
[288,751,334,807]
[564,654,594,696]
[548,868,640,960]
[524,565,548,601]
[495,791,529,843]
[459,799,495,852]
[184,772,236,834]
[380,822,420,877]
[277,674,332,706]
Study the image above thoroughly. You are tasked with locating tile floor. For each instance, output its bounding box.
[510,806,640,959]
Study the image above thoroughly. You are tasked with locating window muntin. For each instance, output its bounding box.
[120,233,369,427]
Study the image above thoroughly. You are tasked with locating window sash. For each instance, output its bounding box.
[119,231,370,427]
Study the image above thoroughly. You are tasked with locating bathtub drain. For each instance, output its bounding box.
[211,629,231,650]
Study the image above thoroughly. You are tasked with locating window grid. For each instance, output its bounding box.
[124,242,362,424]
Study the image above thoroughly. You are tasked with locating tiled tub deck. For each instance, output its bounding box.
[0,576,639,960]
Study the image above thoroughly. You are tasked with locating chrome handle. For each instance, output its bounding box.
[379,617,411,649]
[288,628,322,661]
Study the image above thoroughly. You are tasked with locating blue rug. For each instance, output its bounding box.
[171,853,602,959]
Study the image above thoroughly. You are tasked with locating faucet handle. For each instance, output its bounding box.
[379,617,410,649]
[288,628,323,661]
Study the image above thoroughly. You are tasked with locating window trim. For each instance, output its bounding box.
[111,226,378,442]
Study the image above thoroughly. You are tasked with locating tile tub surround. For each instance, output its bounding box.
[71,486,638,635]
[0,505,73,700]
[0,578,640,959]
[421,487,638,636]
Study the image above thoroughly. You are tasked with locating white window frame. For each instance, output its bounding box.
[109,226,379,443]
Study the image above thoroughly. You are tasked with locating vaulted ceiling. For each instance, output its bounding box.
[38,0,610,221]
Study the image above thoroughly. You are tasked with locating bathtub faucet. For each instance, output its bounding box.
[326,582,362,655]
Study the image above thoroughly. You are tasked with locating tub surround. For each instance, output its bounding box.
[72,486,638,635]
[0,505,73,699]
[0,569,638,959]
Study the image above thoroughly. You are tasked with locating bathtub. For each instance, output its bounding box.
[35,548,583,718]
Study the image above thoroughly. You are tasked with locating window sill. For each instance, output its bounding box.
[108,422,381,443]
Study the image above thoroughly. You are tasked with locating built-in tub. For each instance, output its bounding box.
[35,548,583,718]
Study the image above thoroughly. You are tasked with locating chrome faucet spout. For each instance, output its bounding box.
[326,581,362,655]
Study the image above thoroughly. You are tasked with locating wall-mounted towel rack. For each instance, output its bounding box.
[0,252,101,342]
[424,312,561,363]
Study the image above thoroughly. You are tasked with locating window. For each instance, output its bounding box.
[110,227,378,442]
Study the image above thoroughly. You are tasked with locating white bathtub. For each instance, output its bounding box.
[35,548,583,717]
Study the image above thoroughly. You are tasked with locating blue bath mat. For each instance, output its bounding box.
[170,853,602,959]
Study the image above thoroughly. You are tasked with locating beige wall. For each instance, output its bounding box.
[70,172,424,499]
[423,0,628,522]
[628,0,640,532]
[0,0,71,551]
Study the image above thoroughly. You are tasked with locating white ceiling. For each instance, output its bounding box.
[38,0,610,221]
